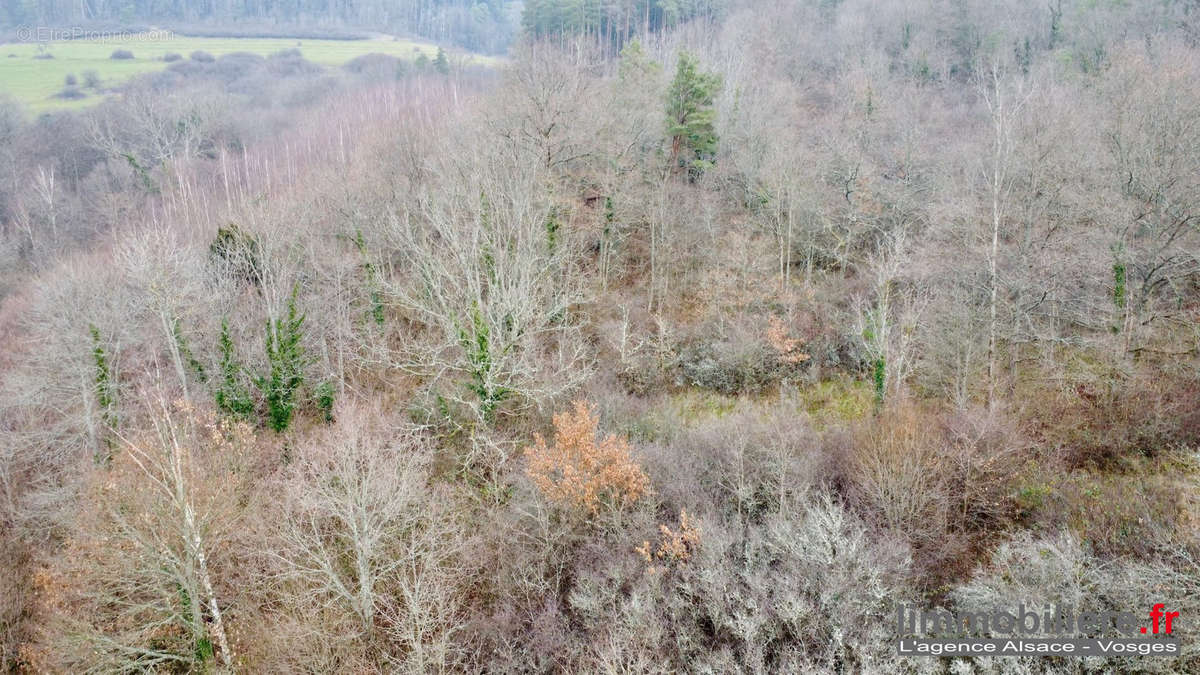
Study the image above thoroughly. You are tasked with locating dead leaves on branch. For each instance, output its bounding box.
[524,400,650,515]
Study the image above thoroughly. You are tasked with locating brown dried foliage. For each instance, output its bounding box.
[766,315,810,365]
[636,509,701,574]
[524,400,650,514]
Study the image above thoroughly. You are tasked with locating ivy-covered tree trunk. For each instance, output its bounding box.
[257,289,308,433]
[215,319,255,421]
[88,324,117,462]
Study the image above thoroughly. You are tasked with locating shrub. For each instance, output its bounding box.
[53,87,86,100]
[162,52,182,62]
[190,50,215,63]
[166,60,206,77]
[635,510,701,574]
[314,380,335,423]
[639,402,822,521]
[849,403,1026,587]
[525,400,650,515]
[1014,460,1183,558]
[215,52,264,73]
[677,334,780,395]
[564,497,911,672]
[266,49,320,77]
[109,49,134,60]
[615,352,665,397]
[82,70,100,89]
[952,532,1200,671]
[849,403,949,541]
[1033,370,1200,470]
[32,52,53,60]
[940,406,1024,532]
[343,52,400,76]
[63,73,76,86]
[766,315,810,365]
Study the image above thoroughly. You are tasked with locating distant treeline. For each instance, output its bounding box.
[521,0,722,51]
[1,0,517,53]
[1,0,732,55]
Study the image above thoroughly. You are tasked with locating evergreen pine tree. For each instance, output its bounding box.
[433,47,450,75]
[665,51,722,179]
[618,39,660,84]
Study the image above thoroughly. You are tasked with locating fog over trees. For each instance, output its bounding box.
[2,0,1200,672]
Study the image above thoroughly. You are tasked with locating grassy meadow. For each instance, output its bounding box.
[0,33,479,113]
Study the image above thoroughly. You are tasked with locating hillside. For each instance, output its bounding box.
[2,0,1200,671]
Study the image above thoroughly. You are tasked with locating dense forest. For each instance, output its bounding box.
[521,0,720,51]
[3,0,1200,672]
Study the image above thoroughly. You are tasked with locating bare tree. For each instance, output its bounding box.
[855,228,927,404]
[1002,74,1090,373]
[86,85,229,185]
[11,165,66,260]
[977,59,1032,408]
[1103,45,1200,358]
[488,43,597,172]
[113,225,218,404]
[382,136,591,423]
[38,397,244,671]
[269,410,466,670]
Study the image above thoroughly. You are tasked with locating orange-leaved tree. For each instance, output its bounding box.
[524,400,650,514]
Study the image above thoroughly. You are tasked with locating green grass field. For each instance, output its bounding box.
[0,33,489,113]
